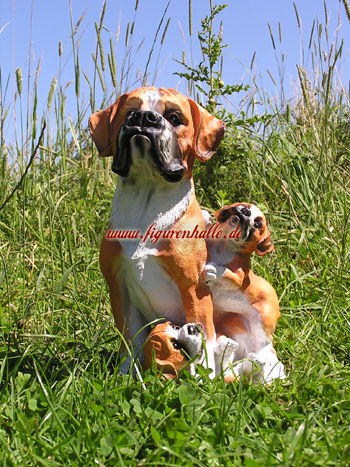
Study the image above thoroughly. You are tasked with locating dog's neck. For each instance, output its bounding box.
[207,237,250,269]
[110,176,194,232]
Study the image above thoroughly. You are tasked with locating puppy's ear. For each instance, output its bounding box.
[256,233,274,256]
[188,98,226,162]
[213,206,234,223]
[88,93,129,157]
[159,362,178,380]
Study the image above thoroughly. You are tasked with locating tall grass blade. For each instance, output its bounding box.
[293,2,301,28]
[125,22,130,47]
[95,22,106,72]
[189,0,193,36]
[268,23,276,50]
[309,20,315,49]
[341,0,350,23]
[161,17,171,44]
[296,64,309,105]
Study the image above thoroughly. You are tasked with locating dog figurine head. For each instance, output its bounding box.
[143,321,240,381]
[214,203,274,257]
[142,321,204,379]
[89,87,226,182]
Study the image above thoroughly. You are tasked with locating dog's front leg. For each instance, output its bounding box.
[105,280,148,371]
[100,233,149,372]
[181,284,217,378]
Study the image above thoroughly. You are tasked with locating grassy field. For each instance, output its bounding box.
[1,2,350,466]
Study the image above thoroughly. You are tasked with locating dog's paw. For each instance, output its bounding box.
[248,352,265,370]
[204,263,225,285]
[204,263,217,284]
[225,338,239,354]
[215,336,239,373]
[215,336,239,358]
[254,344,287,382]
[232,353,266,379]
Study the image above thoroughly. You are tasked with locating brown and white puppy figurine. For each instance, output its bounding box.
[89,87,225,372]
[205,203,285,382]
[142,321,204,379]
[142,321,239,380]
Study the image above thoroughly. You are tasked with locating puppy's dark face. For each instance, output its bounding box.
[214,203,274,256]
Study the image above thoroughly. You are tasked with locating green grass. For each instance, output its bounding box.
[1,1,350,465]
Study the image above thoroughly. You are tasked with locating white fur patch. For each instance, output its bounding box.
[201,209,212,229]
[143,90,162,113]
[178,323,204,358]
[254,343,287,383]
[109,179,193,323]
[248,205,264,228]
[232,344,287,383]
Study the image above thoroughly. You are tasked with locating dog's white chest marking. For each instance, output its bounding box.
[109,178,193,323]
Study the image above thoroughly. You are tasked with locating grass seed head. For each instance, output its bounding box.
[47,78,57,110]
[16,68,23,97]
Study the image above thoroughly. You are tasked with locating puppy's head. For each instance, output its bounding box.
[89,87,225,182]
[214,203,274,256]
[142,321,203,379]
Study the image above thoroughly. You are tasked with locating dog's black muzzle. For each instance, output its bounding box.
[112,110,186,183]
[218,205,252,239]
[126,110,163,131]
[187,324,202,335]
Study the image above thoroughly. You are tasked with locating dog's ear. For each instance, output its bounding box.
[89,93,129,157]
[256,233,274,256]
[188,98,226,162]
[158,362,178,380]
[213,206,234,223]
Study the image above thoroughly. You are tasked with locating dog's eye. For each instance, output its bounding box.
[167,112,182,126]
[172,324,180,330]
[171,340,190,359]
[171,340,181,350]
[171,339,184,350]
[254,219,263,229]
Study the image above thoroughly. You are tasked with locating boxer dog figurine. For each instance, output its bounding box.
[89,87,225,373]
[143,204,285,383]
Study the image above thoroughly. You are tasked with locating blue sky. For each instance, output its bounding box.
[1,0,349,142]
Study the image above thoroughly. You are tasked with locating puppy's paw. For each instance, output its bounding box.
[215,336,239,373]
[255,344,287,382]
[204,263,217,285]
[215,336,239,357]
[247,352,265,371]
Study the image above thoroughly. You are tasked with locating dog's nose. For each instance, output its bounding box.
[143,111,160,127]
[239,206,251,218]
[188,324,202,335]
[127,110,162,129]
